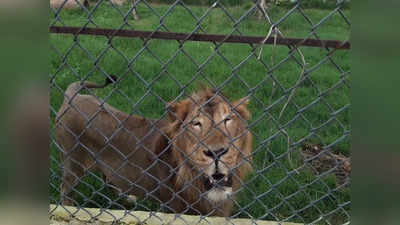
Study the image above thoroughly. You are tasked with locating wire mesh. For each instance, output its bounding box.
[50,0,350,224]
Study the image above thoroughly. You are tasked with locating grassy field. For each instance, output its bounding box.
[50,2,350,224]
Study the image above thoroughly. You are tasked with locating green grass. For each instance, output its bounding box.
[50,2,350,224]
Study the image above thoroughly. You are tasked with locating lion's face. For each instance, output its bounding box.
[164,89,252,203]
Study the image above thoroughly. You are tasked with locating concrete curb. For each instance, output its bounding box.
[49,204,302,225]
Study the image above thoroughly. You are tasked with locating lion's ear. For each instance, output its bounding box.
[166,99,192,122]
[233,97,250,121]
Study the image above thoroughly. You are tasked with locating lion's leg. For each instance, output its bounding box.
[57,126,86,206]
[132,0,139,20]
[60,159,85,206]
[258,0,268,20]
[83,0,90,8]
[102,171,137,206]
[220,200,234,217]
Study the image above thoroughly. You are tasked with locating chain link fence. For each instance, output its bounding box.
[50,0,350,224]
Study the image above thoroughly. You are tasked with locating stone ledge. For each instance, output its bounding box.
[49,204,302,225]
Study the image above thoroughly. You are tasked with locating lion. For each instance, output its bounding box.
[50,0,139,20]
[50,0,89,9]
[55,76,253,216]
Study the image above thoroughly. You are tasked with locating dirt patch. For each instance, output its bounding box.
[300,143,350,186]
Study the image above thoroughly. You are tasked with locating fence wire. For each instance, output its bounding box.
[50,0,350,224]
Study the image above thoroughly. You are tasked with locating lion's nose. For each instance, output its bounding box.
[212,173,225,181]
[204,148,228,159]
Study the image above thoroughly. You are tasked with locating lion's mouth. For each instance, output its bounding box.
[204,173,233,191]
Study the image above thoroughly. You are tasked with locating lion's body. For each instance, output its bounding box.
[50,0,139,20]
[56,93,168,198]
[56,79,252,216]
[50,0,86,9]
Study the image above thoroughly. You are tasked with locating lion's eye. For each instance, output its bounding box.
[224,117,232,125]
[192,121,202,128]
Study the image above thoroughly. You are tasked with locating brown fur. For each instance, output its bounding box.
[50,0,139,20]
[55,78,253,216]
[50,0,87,9]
